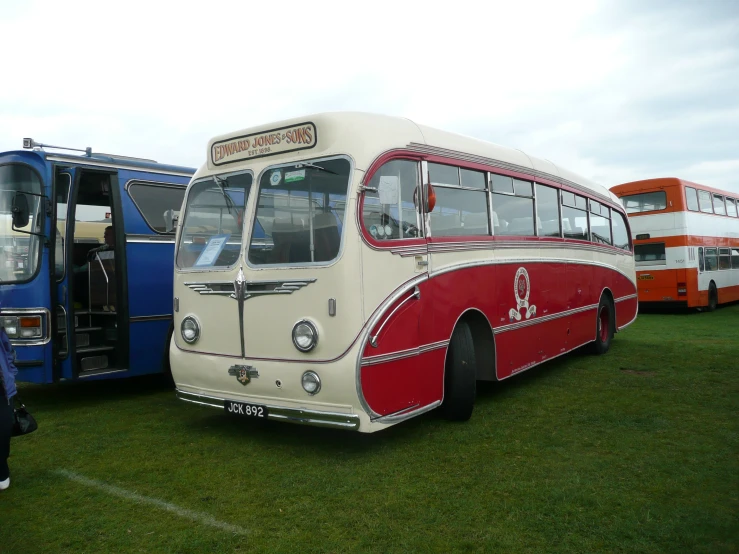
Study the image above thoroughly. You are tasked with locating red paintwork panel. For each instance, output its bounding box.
[360,262,637,415]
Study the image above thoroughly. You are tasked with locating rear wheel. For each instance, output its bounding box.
[442,321,476,421]
[707,282,718,312]
[590,296,614,355]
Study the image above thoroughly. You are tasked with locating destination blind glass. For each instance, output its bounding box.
[176,172,252,269]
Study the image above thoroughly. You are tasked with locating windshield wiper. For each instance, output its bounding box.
[295,162,338,175]
[213,175,237,215]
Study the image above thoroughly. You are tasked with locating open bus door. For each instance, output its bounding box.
[53,165,129,380]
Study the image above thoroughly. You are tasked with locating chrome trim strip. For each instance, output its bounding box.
[184,278,317,300]
[176,390,360,431]
[0,308,52,346]
[615,293,638,303]
[373,400,442,424]
[370,286,420,347]
[493,303,598,335]
[361,340,449,366]
[45,155,194,177]
[126,234,176,243]
[129,314,173,322]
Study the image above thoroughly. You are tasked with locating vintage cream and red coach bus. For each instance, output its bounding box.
[170,113,637,433]
[611,178,739,310]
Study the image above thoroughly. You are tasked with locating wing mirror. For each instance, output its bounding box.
[11,192,30,229]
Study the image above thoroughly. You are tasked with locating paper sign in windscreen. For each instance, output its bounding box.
[194,234,231,267]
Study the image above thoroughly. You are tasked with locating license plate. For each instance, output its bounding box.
[224,400,268,419]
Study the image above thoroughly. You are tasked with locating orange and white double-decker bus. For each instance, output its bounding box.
[611,178,739,310]
[170,112,637,433]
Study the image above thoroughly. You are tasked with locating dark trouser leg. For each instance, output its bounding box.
[0,395,13,481]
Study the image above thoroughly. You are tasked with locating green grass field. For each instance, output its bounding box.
[3,305,738,553]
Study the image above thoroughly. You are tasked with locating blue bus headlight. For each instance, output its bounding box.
[181,316,200,344]
[292,320,318,352]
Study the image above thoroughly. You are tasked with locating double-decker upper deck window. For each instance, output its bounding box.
[713,194,727,216]
[249,157,351,265]
[535,184,561,237]
[698,190,713,213]
[128,183,186,233]
[561,191,588,241]
[491,174,534,236]
[622,191,667,213]
[176,171,252,269]
[589,200,612,245]
[685,187,699,211]
[727,198,738,217]
[428,163,488,237]
[362,159,421,241]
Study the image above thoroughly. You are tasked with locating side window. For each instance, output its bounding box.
[704,247,718,271]
[491,175,535,236]
[719,248,731,270]
[589,200,612,245]
[698,190,713,214]
[535,184,561,237]
[727,198,738,217]
[713,194,727,216]
[698,247,704,272]
[561,191,588,241]
[685,186,699,211]
[732,248,739,269]
[611,210,631,251]
[128,183,186,233]
[362,160,421,241]
[429,163,489,237]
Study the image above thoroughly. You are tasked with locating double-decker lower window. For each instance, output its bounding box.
[634,243,666,266]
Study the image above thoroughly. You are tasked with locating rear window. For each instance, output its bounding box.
[622,191,667,214]
[634,243,666,266]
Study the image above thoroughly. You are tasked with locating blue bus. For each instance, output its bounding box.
[0,139,195,383]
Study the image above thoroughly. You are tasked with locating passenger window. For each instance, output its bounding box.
[492,175,534,236]
[362,160,421,241]
[698,190,713,213]
[727,198,738,217]
[685,187,699,211]
[428,163,460,187]
[719,248,731,270]
[713,194,727,216]
[128,183,186,233]
[611,211,631,251]
[561,192,588,241]
[535,184,560,237]
[732,248,739,269]
[589,200,612,245]
[704,247,718,271]
[429,166,488,237]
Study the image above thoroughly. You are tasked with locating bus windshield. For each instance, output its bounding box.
[0,164,43,282]
[176,171,252,269]
[247,157,351,265]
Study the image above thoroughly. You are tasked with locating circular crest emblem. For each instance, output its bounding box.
[514,267,530,306]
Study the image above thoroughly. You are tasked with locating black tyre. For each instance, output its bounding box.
[707,282,718,312]
[590,295,614,356]
[442,321,476,421]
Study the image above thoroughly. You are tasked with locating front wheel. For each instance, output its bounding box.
[442,321,476,421]
[590,296,614,355]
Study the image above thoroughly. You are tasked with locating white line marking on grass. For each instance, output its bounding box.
[55,469,248,535]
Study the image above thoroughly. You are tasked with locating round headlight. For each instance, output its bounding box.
[292,320,318,352]
[181,316,200,344]
[301,371,321,395]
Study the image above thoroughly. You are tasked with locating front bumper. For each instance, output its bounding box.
[176,389,361,431]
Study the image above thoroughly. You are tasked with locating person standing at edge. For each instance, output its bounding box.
[0,318,18,491]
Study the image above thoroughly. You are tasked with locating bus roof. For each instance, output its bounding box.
[611,177,739,200]
[2,148,196,176]
[203,111,622,207]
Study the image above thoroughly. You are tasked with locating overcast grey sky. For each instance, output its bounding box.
[1,0,737,193]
